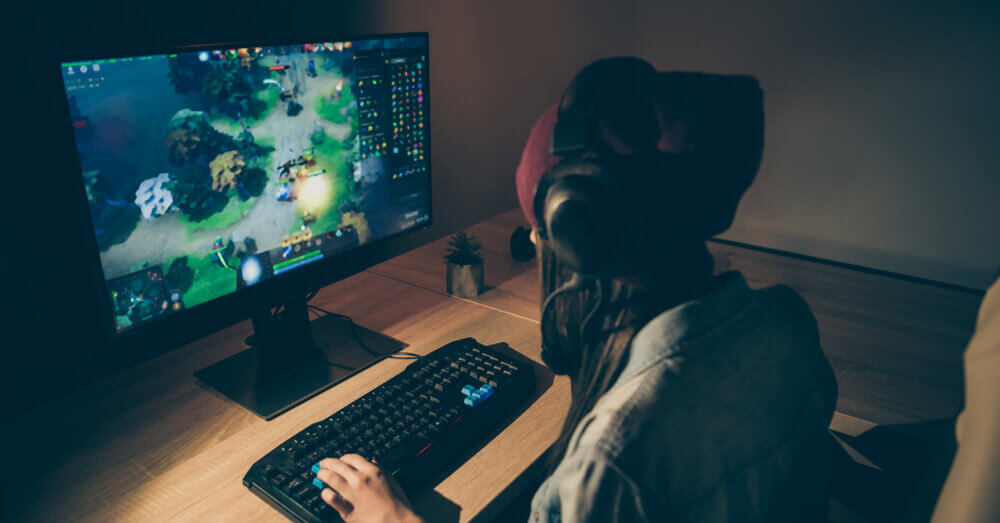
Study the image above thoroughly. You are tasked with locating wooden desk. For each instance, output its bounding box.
[10,269,567,522]
[370,209,541,323]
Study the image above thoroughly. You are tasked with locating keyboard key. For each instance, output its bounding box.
[307,495,325,510]
[293,484,312,500]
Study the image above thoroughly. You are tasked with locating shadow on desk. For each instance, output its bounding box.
[416,491,462,523]
[830,418,957,523]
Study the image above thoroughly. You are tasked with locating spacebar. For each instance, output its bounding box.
[377,435,432,473]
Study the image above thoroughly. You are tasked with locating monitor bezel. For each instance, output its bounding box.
[57,31,433,366]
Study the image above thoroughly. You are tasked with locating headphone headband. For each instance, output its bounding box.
[550,110,589,157]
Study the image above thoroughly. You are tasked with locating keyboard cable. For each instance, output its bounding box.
[307,303,422,361]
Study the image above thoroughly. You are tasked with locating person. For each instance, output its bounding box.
[313,57,838,523]
[930,268,1000,522]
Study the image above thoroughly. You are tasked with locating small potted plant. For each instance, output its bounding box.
[445,232,485,298]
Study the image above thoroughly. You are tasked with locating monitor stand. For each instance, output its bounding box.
[194,292,406,420]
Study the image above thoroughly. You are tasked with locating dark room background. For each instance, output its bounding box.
[4,0,998,410]
[635,0,1000,291]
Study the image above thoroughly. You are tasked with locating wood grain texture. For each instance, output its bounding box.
[709,241,980,425]
[9,271,567,523]
[369,209,541,322]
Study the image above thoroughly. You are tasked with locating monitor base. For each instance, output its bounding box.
[195,312,406,420]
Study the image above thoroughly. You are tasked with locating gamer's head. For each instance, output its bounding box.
[516,57,764,290]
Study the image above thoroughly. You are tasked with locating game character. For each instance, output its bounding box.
[277,183,295,202]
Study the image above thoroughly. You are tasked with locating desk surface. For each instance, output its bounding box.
[10,257,566,522]
[11,208,980,522]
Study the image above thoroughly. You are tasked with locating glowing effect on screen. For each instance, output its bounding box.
[241,255,263,286]
[298,174,333,214]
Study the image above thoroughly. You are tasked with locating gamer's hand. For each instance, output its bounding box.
[316,454,424,523]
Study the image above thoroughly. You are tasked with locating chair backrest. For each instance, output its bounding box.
[930,276,1000,522]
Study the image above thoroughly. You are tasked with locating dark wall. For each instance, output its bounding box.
[352,0,640,236]
[637,0,1000,289]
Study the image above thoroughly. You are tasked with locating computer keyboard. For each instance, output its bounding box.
[243,338,537,522]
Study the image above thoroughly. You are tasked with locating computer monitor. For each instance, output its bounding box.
[59,33,432,418]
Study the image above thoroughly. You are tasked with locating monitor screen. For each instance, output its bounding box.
[61,35,431,333]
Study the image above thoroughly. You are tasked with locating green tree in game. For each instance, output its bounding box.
[167,54,212,95]
[240,168,267,200]
[167,109,235,164]
[310,128,326,146]
[203,61,257,117]
[164,180,220,221]
[166,257,195,293]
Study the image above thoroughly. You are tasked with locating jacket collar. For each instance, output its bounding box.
[617,271,752,383]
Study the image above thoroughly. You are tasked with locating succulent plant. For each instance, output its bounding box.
[444,232,483,266]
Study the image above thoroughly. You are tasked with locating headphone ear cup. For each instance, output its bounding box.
[544,173,622,276]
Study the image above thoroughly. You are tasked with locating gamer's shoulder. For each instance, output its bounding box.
[752,283,820,337]
[568,375,665,459]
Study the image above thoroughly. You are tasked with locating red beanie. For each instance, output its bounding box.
[515,104,561,228]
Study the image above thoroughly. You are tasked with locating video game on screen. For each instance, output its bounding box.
[62,36,430,332]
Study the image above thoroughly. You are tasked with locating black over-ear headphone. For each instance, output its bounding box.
[532,57,664,277]
[534,57,661,375]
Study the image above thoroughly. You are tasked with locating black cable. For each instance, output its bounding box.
[540,272,590,355]
[580,278,604,342]
[306,308,358,370]
[307,304,422,360]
